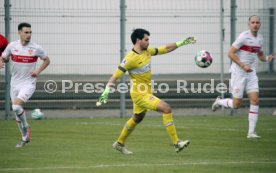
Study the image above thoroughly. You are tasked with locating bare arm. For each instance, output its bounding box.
[0,56,9,68]
[106,76,118,88]
[257,51,274,62]
[0,56,5,68]
[228,46,253,72]
[31,57,50,77]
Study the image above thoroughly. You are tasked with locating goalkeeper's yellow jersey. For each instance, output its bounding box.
[113,46,168,94]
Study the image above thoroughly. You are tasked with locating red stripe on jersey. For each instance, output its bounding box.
[11,55,38,63]
[240,45,261,53]
[249,111,258,114]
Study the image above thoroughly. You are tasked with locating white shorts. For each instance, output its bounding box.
[10,84,36,103]
[230,72,259,99]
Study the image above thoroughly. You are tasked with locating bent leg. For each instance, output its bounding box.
[157,100,179,144]
[12,98,30,141]
[232,97,243,109]
[117,112,146,145]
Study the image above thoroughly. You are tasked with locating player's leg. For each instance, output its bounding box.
[113,110,146,154]
[156,100,178,144]
[15,115,24,141]
[212,97,235,111]
[13,98,31,148]
[117,111,146,145]
[247,92,260,138]
[13,98,29,128]
[212,73,245,111]
[156,100,189,153]
[246,74,260,138]
[10,86,28,147]
[112,93,148,154]
[12,85,35,147]
[113,93,160,154]
[14,87,34,139]
[10,87,25,141]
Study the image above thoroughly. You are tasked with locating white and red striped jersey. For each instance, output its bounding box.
[231,30,263,73]
[2,40,47,86]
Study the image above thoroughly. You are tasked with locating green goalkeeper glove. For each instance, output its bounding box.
[176,37,196,47]
[96,87,111,107]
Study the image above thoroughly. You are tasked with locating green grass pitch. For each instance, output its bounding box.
[0,115,276,173]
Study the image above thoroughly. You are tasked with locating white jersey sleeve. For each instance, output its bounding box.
[36,45,47,59]
[232,33,245,49]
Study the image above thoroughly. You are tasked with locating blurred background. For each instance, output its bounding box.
[1,0,276,118]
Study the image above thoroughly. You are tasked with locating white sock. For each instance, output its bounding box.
[248,105,259,134]
[16,121,24,137]
[18,111,29,128]
[15,115,25,140]
[218,98,233,108]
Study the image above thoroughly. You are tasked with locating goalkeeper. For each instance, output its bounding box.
[97,28,196,154]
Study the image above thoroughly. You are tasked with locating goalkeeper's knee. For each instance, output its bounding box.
[163,113,174,126]
[133,112,146,124]
[12,104,24,115]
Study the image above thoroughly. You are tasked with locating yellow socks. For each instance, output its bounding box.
[163,113,179,144]
[117,113,179,145]
[117,117,137,144]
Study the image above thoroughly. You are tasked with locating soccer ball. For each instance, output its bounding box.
[194,50,213,68]
[31,109,44,120]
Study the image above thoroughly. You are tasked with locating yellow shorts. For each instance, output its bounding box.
[131,92,161,114]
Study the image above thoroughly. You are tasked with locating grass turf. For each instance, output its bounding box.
[0,115,276,173]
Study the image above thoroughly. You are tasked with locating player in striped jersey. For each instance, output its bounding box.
[212,15,274,139]
[0,23,50,148]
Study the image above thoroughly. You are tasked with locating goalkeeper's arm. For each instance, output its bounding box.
[156,37,196,55]
[96,76,117,106]
[96,68,124,106]
[106,76,118,89]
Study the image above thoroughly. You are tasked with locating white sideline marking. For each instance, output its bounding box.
[1,161,276,171]
[78,121,276,132]
[78,122,241,132]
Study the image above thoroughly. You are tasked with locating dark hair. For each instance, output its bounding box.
[18,22,31,31]
[131,28,150,44]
